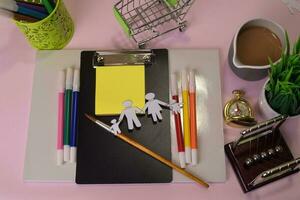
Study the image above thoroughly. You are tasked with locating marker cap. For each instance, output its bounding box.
[185,147,191,164]
[181,70,188,90]
[66,67,73,90]
[73,69,80,92]
[191,149,198,166]
[57,150,64,165]
[0,0,18,12]
[189,70,196,92]
[70,147,77,163]
[170,73,178,96]
[179,152,186,168]
[63,145,70,162]
[0,8,14,19]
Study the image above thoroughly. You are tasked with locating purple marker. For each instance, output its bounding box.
[16,1,48,14]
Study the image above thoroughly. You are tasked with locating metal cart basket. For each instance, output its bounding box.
[113,0,194,48]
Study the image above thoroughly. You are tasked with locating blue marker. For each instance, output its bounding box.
[17,5,47,19]
[70,69,80,163]
[16,1,48,15]
[0,0,47,20]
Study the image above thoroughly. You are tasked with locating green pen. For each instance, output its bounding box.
[41,0,54,14]
[63,67,73,162]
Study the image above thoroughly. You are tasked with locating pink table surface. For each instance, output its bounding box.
[0,0,299,199]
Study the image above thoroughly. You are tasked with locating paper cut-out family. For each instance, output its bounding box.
[109,93,182,134]
[110,119,121,135]
[118,100,143,130]
[282,0,300,14]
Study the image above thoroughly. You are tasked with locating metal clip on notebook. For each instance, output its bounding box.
[225,115,300,192]
[93,50,154,66]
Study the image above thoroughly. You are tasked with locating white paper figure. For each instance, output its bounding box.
[118,100,143,130]
[169,99,182,114]
[110,119,121,135]
[143,93,171,122]
[282,0,300,14]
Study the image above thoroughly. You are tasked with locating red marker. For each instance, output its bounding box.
[171,74,185,168]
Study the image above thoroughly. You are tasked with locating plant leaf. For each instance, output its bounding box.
[284,67,293,82]
[279,95,290,115]
[293,75,300,83]
[281,53,288,71]
[285,30,290,57]
[266,31,300,116]
[294,35,300,54]
[274,80,280,96]
[271,93,286,109]
[289,94,298,115]
[296,106,300,115]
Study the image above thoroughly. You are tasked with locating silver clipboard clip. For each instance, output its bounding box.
[93,50,154,66]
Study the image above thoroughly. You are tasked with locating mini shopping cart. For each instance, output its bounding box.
[113,0,194,48]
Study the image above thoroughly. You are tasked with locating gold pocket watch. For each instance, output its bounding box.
[224,90,257,127]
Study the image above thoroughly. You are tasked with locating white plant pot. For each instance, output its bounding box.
[258,79,300,120]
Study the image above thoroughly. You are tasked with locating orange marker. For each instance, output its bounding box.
[189,70,198,165]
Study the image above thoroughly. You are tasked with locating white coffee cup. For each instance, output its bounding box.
[229,18,286,81]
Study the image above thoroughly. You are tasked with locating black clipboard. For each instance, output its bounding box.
[76,49,172,184]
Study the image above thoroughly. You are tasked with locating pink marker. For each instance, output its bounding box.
[57,70,65,165]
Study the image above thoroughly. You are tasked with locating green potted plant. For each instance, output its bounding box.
[258,32,300,119]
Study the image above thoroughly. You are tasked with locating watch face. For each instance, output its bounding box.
[228,101,251,117]
[224,90,256,127]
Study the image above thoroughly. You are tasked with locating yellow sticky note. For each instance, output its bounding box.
[95,65,145,115]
